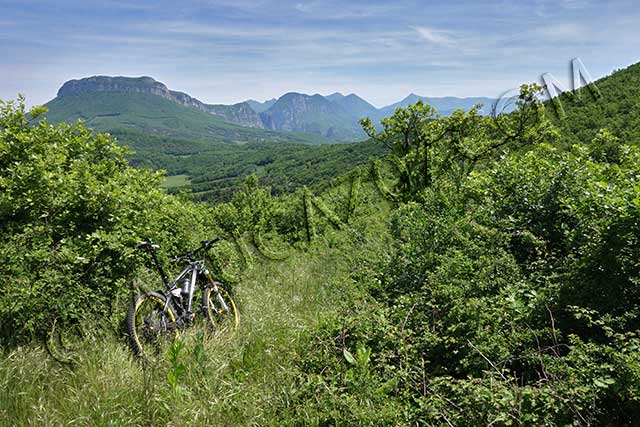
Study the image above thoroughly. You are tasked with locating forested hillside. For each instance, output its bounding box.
[114,128,387,202]
[550,61,640,146]
[2,61,640,425]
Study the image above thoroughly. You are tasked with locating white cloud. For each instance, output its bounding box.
[136,21,282,38]
[412,26,455,46]
[294,2,312,13]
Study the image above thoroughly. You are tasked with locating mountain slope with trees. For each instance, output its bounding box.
[44,77,330,145]
[114,128,388,202]
[259,92,367,141]
[549,61,640,147]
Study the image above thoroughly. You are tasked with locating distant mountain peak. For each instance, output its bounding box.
[247,97,276,103]
[382,93,498,116]
[57,75,170,98]
[56,75,265,128]
[325,92,345,101]
[401,93,422,102]
[245,98,278,113]
[259,90,365,140]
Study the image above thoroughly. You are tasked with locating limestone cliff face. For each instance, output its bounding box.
[207,102,265,129]
[258,92,365,140]
[58,76,172,98]
[169,90,209,112]
[57,76,265,129]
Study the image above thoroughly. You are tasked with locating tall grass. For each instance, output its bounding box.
[0,199,390,426]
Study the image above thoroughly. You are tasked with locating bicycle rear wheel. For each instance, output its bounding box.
[127,291,179,355]
[202,282,239,335]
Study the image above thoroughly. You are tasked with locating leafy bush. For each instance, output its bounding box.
[291,95,640,423]
[0,98,217,344]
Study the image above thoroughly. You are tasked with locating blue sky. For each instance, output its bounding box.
[1,0,638,107]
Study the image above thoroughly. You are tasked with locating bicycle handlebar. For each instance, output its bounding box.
[171,237,222,262]
[136,238,221,285]
[136,237,220,257]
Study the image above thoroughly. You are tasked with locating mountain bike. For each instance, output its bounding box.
[127,238,239,355]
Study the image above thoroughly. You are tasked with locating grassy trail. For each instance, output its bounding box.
[0,216,388,426]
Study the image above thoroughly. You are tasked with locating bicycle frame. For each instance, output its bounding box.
[162,260,202,324]
[159,259,230,328]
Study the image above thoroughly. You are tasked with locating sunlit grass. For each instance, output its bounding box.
[160,174,192,189]
[0,211,388,426]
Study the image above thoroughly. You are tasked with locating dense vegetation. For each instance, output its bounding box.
[0,97,221,344]
[294,98,640,423]
[115,128,387,202]
[549,62,640,147]
[2,61,640,425]
[44,91,389,203]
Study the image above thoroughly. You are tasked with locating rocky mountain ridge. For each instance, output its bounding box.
[258,92,365,140]
[58,76,265,129]
[56,75,499,141]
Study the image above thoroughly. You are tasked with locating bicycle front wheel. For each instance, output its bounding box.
[127,291,179,356]
[202,282,239,335]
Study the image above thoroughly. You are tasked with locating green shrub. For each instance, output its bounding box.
[0,98,217,344]
[293,131,640,423]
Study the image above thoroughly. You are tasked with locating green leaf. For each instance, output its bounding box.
[343,348,356,365]
[594,377,615,388]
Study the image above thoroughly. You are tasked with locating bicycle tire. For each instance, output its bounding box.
[202,282,240,335]
[127,291,178,355]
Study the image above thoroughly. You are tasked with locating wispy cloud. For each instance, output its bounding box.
[557,0,592,10]
[294,2,312,13]
[293,1,398,20]
[0,0,637,107]
[412,26,456,46]
[137,21,282,38]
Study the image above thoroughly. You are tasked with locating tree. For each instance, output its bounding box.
[360,84,557,198]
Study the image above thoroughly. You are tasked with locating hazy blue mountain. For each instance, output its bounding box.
[45,76,330,144]
[324,92,346,102]
[245,92,374,140]
[246,98,277,113]
[206,102,265,128]
[379,93,498,117]
[245,90,498,140]
[259,92,367,141]
[329,93,379,120]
